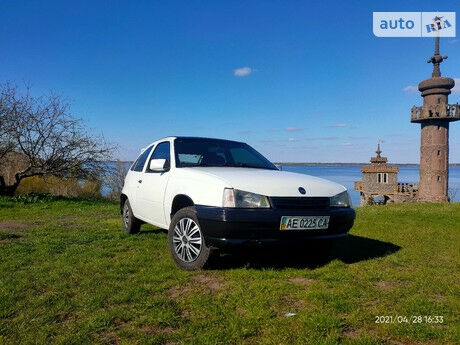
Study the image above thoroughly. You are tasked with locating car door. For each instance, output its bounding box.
[136,141,171,227]
[126,145,154,217]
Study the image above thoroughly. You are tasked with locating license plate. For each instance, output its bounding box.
[280,216,329,230]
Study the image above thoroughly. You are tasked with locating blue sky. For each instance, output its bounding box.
[0,0,459,163]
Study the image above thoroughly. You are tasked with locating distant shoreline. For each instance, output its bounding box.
[107,160,460,167]
[273,162,460,167]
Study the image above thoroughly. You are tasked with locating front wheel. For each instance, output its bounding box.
[168,207,212,270]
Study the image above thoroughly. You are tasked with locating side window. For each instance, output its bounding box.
[148,142,171,170]
[131,146,153,172]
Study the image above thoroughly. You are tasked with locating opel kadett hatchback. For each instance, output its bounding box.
[121,137,355,270]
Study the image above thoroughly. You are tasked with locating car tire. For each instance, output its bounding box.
[122,199,141,234]
[168,207,212,270]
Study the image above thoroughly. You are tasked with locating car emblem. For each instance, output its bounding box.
[298,187,306,195]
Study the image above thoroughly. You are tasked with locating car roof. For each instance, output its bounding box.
[147,136,243,146]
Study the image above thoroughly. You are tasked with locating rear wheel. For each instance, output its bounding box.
[122,199,141,234]
[168,207,212,270]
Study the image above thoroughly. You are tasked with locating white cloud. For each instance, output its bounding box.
[349,136,369,140]
[309,136,339,141]
[259,138,300,144]
[403,85,418,93]
[326,124,347,128]
[285,127,301,132]
[233,67,252,77]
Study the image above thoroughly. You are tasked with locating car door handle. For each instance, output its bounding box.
[138,180,142,183]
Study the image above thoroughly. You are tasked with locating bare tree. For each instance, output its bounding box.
[106,160,128,201]
[0,83,114,196]
[0,83,19,160]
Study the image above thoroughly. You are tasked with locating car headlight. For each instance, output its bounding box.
[330,191,351,208]
[223,188,270,208]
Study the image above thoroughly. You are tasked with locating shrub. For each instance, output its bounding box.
[16,176,102,198]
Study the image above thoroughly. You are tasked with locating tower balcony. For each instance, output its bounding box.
[354,181,364,191]
[394,183,418,196]
[411,104,460,123]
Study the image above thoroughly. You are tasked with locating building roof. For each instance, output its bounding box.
[361,143,399,173]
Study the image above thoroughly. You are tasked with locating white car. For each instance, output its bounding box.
[121,137,355,270]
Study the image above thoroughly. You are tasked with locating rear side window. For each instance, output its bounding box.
[131,145,153,172]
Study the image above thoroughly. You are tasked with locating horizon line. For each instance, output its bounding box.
[106,160,460,167]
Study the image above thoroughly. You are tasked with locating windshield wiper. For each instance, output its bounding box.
[183,163,274,170]
[231,163,275,170]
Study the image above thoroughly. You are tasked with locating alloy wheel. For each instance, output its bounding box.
[123,203,130,228]
[172,217,202,262]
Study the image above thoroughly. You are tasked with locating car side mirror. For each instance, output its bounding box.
[149,159,169,172]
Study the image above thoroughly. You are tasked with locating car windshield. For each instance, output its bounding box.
[174,138,277,170]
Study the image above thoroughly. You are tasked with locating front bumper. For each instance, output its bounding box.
[195,205,356,248]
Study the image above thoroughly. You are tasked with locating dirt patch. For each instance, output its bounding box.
[280,294,309,310]
[390,340,430,345]
[287,277,315,287]
[169,284,193,299]
[429,293,446,302]
[57,215,80,227]
[59,215,77,221]
[271,294,314,317]
[101,331,119,345]
[179,308,192,319]
[0,221,28,240]
[342,326,363,339]
[191,274,223,291]
[140,325,175,334]
[0,221,28,232]
[375,280,396,291]
[235,305,246,316]
[170,274,224,299]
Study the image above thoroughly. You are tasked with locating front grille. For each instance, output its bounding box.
[270,197,330,209]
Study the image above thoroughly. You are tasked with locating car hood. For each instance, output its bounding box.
[181,167,346,197]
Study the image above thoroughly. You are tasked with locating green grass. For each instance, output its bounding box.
[0,198,459,344]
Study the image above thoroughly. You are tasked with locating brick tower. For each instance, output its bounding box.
[411,37,459,202]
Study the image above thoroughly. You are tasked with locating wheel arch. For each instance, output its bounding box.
[170,194,195,219]
[120,193,128,214]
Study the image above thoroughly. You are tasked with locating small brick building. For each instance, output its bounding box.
[354,144,418,206]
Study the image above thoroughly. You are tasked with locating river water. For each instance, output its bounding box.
[109,162,460,205]
[281,165,460,205]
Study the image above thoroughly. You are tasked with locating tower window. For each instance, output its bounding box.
[437,97,441,104]
[378,173,388,184]
[437,150,441,156]
[437,176,441,182]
